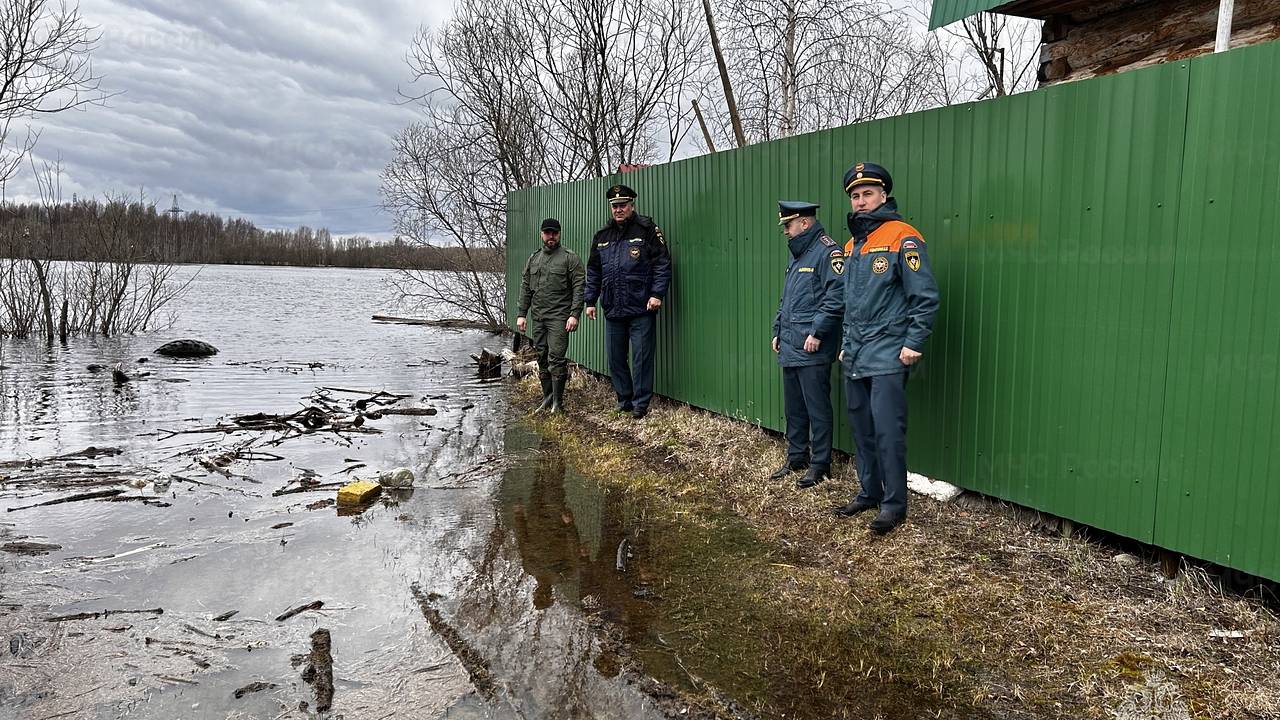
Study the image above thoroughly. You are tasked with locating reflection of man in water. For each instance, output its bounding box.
[508,437,588,610]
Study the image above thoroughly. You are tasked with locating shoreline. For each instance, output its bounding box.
[517,369,1280,719]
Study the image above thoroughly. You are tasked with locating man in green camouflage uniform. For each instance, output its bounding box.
[517,217,585,412]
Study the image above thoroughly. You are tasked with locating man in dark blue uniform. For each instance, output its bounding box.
[834,162,940,535]
[584,184,672,419]
[770,201,845,488]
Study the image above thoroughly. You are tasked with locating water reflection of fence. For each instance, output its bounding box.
[505,41,1280,583]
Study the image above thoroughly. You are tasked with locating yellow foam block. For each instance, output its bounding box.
[337,480,382,505]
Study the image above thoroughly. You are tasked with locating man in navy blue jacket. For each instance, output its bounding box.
[584,184,672,419]
[770,201,844,488]
[834,162,940,535]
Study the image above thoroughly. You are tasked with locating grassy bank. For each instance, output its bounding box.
[516,369,1279,720]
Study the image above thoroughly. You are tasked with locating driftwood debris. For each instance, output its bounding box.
[233,680,277,699]
[212,610,239,622]
[300,628,335,711]
[410,583,495,698]
[2,541,62,555]
[372,314,490,330]
[7,489,125,512]
[379,407,438,416]
[45,607,164,622]
[276,600,324,622]
[471,349,503,379]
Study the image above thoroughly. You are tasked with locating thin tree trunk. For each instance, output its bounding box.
[782,3,797,137]
[701,0,746,147]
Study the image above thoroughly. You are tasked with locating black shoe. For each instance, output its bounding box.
[768,461,808,481]
[833,500,877,518]
[549,376,566,413]
[796,466,830,489]
[616,402,633,413]
[534,373,553,412]
[631,407,648,420]
[869,511,905,535]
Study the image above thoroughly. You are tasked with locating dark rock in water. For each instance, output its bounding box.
[112,364,130,384]
[136,357,149,363]
[87,364,107,372]
[155,339,219,358]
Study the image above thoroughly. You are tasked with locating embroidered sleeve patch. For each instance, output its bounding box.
[872,256,890,274]
[830,255,845,275]
[905,251,922,272]
[901,239,919,250]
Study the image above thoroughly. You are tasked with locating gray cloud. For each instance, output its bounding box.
[10,0,452,237]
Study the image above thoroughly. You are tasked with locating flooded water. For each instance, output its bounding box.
[0,264,955,720]
[0,265,685,719]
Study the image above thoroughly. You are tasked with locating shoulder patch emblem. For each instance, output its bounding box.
[872,256,890,275]
[830,255,845,276]
[655,226,666,245]
[597,241,610,247]
[905,251,922,272]
[820,234,836,247]
[901,239,918,250]
[629,246,641,259]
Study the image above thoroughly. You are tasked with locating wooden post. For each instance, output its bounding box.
[1215,0,1235,52]
[691,99,717,153]
[701,0,746,148]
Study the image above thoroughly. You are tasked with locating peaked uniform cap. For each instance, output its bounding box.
[842,162,893,195]
[778,200,820,225]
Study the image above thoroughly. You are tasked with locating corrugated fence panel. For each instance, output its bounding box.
[507,41,1280,581]
[928,0,1008,30]
[1157,42,1280,580]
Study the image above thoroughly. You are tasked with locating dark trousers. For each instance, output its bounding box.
[531,317,570,380]
[605,313,656,411]
[782,364,834,468]
[845,372,909,518]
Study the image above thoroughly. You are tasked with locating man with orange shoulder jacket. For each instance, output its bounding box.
[833,162,939,535]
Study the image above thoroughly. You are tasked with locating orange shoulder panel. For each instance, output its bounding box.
[866,220,924,253]
[843,238,855,256]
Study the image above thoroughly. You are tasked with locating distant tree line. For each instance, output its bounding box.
[0,199,496,270]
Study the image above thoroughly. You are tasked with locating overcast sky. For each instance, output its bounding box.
[13,0,452,238]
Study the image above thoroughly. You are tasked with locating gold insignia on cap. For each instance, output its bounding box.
[856,172,864,179]
[855,163,865,172]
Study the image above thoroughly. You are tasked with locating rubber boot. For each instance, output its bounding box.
[549,375,566,413]
[535,372,553,412]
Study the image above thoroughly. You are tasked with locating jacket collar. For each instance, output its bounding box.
[846,198,902,242]
[787,221,825,259]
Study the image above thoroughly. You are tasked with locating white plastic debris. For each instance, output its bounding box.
[1113,553,1142,566]
[379,467,415,488]
[907,472,962,503]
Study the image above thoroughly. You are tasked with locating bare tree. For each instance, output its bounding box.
[712,0,951,143]
[0,0,110,198]
[949,12,1041,98]
[381,118,508,329]
[385,0,708,330]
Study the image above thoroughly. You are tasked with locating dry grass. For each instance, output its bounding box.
[516,369,1280,720]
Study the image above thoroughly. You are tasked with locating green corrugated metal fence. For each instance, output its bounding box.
[506,40,1280,582]
[928,0,1008,29]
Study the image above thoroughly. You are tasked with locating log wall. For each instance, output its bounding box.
[1034,0,1280,83]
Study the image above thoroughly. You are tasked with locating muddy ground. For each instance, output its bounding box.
[512,369,1280,720]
